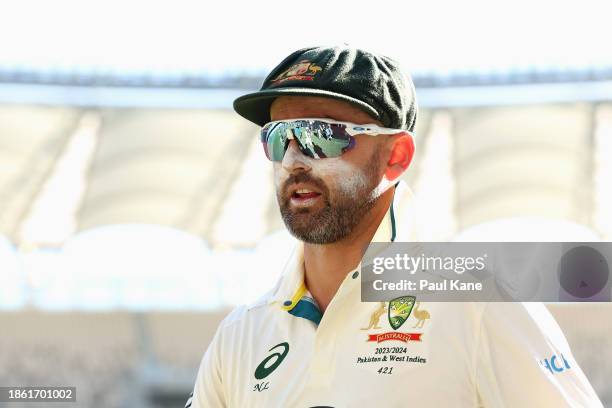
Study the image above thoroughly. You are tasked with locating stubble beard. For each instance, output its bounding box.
[278,147,383,244]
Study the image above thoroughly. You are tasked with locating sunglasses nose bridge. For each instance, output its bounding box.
[281,138,312,170]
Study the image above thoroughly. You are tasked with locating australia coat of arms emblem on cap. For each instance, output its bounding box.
[270,60,322,84]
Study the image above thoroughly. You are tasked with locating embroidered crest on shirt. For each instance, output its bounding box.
[388,296,415,330]
[362,297,431,343]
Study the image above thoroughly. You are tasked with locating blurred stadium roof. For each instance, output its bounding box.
[1,99,610,248]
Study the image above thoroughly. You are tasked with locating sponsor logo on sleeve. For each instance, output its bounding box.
[540,353,571,374]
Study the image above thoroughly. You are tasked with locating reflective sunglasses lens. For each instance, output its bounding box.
[261,121,355,161]
[293,121,353,159]
[261,123,288,161]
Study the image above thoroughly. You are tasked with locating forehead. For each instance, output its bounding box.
[270,96,381,125]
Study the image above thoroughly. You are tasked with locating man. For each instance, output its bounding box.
[186,46,603,407]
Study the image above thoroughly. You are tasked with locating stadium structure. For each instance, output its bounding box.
[1,66,611,407]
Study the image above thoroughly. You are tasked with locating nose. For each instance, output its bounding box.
[281,139,312,173]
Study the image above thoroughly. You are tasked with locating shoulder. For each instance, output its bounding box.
[217,243,292,329]
[216,286,280,332]
[479,302,571,348]
[480,302,560,327]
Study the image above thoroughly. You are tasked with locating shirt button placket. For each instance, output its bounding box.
[308,272,357,379]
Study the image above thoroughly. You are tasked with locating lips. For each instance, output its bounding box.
[287,183,322,198]
[286,183,323,206]
[292,189,321,199]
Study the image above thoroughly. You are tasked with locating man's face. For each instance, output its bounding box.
[270,96,388,244]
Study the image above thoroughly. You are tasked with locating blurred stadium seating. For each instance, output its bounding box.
[0,305,609,408]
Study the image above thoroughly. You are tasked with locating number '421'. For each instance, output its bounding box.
[377,366,393,374]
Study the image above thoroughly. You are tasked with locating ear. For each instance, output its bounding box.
[385,133,415,181]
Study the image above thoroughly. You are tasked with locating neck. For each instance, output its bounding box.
[303,187,394,312]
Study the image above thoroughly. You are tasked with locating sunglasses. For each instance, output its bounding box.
[260,118,407,161]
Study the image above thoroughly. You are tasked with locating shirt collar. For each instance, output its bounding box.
[269,180,414,310]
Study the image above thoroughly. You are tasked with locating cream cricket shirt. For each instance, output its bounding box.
[187,181,603,408]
